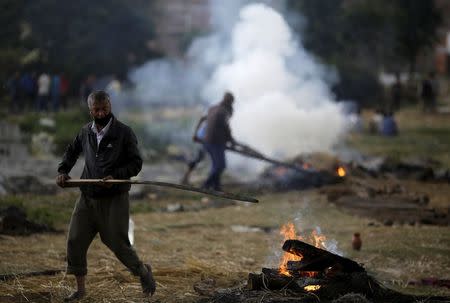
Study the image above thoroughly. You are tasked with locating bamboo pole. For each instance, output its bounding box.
[64,179,258,203]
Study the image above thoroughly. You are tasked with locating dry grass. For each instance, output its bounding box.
[350,108,450,168]
[1,190,449,302]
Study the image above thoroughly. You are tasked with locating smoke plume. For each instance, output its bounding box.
[128,1,349,172]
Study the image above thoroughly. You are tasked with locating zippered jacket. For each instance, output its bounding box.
[57,115,143,197]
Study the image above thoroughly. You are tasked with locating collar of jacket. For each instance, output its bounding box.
[89,114,118,140]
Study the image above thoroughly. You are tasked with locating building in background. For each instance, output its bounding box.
[151,0,210,57]
[434,0,450,75]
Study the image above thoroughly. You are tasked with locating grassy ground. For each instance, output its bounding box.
[1,106,449,302]
[0,190,449,302]
[348,108,450,168]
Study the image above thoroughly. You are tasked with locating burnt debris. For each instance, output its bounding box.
[198,239,450,303]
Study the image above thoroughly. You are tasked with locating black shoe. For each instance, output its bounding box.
[140,264,156,296]
[64,291,85,302]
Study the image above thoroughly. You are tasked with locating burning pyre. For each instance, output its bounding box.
[255,160,347,192]
[278,222,326,277]
[243,223,424,303]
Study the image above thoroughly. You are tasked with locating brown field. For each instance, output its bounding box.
[1,107,449,302]
[1,186,449,302]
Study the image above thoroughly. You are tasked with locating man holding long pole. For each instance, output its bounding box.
[56,91,155,301]
[201,92,237,191]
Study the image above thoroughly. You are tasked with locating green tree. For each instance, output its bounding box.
[287,0,386,106]
[22,0,159,84]
[390,0,442,76]
[287,0,442,107]
[0,0,25,83]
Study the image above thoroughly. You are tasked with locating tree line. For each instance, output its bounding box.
[287,0,442,107]
[1,0,160,96]
[0,0,443,108]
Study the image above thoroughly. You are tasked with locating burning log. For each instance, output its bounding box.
[286,260,325,275]
[247,268,297,291]
[244,224,450,302]
[244,238,450,302]
[248,240,364,292]
[243,233,450,302]
[247,267,413,301]
[282,240,365,273]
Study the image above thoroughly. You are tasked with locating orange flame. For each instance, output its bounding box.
[273,166,289,177]
[304,285,321,291]
[311,230,326,248]
[278,223,327,276]
[337,166,346,177]
[279,223,303,276]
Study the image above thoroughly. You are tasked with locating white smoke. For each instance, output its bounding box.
[128,1,350,173]
[203,3,348,164]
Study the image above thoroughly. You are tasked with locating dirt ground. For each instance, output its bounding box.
[1,180,449,302]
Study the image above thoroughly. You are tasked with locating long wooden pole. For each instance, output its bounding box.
[65,179,258,203]
[196,139,305,172]
[227,144,306,172]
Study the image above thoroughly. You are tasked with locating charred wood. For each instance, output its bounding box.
[286,258,339,274]
[282,240,364,273]
[247,268,300,291]
[244,268,450,303]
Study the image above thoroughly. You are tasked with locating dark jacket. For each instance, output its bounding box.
[204,103,233,145]
[58,115,143,197]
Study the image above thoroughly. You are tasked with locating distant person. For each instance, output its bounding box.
[390,73,402,112]
[421,72,438,113]
[51,74,61,112]
[56,91,155,301]
[201,92,236,191]
[60,73,70,110]
[181,115,208,184]
[5,72,20,113]
[36,72,51,112]
[19,71,37,111]
[368,109,383,135]
[380,111,398,136]
[348,107,363,133]
[80,75,95,106]
[30,72,38,108]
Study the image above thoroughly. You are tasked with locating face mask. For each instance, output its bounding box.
[94,113,112,127]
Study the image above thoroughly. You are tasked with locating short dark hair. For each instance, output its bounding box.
[221,91,234,115]
[223,91,234,103]
[87,90,111,108]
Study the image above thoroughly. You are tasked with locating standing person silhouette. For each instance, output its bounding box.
[201,92,236,191]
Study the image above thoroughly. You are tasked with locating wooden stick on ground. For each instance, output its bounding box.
[0,269,64,281]
[65,179,259,203]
